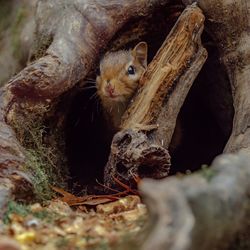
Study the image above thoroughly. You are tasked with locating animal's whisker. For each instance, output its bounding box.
[79,85,97,90]
[84,78,96,82]
[85,77,94,80]
[84,79,96,82]
[89,92,98,100]
[82,81,96,85]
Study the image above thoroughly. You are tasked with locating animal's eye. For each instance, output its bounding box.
[127,65,135,75]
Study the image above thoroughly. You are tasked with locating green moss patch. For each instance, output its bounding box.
[12,106,69,201]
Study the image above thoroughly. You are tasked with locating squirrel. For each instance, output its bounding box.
[96,42,147,130]
[96,42,181,151]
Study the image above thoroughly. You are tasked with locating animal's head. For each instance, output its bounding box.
[96,42,148,104]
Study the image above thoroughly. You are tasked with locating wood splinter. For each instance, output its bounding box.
[104,4,208,188]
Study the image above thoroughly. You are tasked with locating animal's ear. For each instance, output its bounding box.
[132,42,148,68]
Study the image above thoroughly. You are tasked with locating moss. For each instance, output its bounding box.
[25,149,55,200]
[3,201,62,225]
[198,165,217,182]
[3,201,30,224]
[93,241,110,250]
[12,105,69,201]
[32,209,62,224]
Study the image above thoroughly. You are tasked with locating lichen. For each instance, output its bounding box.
[3,201,30,224]
[12,104,69,201]
[198,164,217,182]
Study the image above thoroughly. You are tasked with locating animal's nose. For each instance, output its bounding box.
[105,82,114,95]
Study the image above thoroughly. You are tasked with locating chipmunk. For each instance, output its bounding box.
[96,42,147,130]
[96,42,181,151]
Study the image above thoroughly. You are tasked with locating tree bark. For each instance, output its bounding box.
[138,152,250,250]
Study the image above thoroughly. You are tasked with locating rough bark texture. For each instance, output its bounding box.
[0,90,34,214]
[104,4,207,188]
[138,152,250,250]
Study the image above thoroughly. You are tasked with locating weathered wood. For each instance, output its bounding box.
[138,152,250,250]
[104,4,207,188]
[153,43,207,148]
[0,91,34,212]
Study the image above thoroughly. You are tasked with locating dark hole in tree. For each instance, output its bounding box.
[170,33,234,174]
[116,162,128,177]
[138,165,159,178]
[64,16,234,193]
[65,87,112,193]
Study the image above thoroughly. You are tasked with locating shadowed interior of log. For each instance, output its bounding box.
[64,32,233,192]
[169,34,234,173]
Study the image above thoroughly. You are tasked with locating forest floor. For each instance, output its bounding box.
[0,194,147,250]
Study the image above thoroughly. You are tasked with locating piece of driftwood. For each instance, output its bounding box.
[104,4,207,188]
[136,152,250,250]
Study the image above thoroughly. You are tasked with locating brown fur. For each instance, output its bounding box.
[96,42,147,129]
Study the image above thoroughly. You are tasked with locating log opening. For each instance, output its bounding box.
[65,87,111,192]
[171,36,234,173]
[64,20,234,192]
